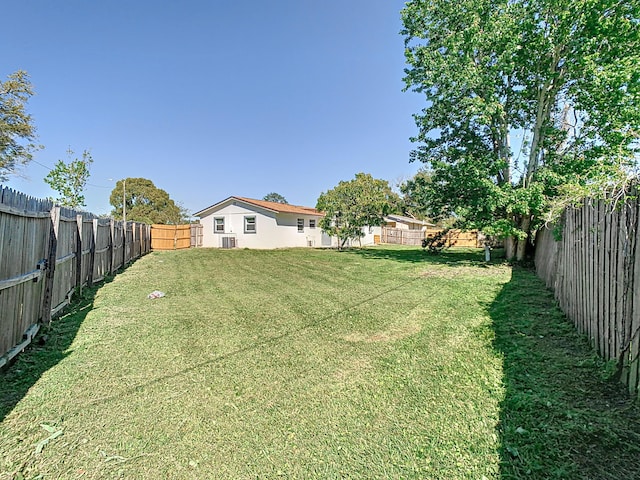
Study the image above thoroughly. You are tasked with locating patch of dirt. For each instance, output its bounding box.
[418,265,511,279]
[343,320,422,344]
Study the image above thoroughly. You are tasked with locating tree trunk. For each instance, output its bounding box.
[505,236,516,260]
[515,216,532,262]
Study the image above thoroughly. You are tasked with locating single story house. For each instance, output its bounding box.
[195,196,382,249]
[384,214,434,231]
[194,196,331,249]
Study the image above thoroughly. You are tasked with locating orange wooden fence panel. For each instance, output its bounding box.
[151,224,193,250]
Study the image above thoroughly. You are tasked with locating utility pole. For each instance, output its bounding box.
[122,178,127,268]
[122,178,126,225]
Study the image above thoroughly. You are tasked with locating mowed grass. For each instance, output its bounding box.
[1,246,639,479]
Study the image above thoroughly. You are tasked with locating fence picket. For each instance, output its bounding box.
[0,185,151,364]
[534,189,640,397]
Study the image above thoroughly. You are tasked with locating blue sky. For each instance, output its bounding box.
[4,1,423,216]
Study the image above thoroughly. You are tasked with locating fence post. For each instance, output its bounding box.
[109,219,115,275]
[75,214,83,295]
[41,206,60,325]
[122,221,127,268]
[88,218,98,286]
[131,221,137,259]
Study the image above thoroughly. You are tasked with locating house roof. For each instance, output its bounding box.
[384,214,435,226]
[194,196,324,217]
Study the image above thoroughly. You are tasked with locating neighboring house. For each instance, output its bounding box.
[194,196,329,249]
[384,214,434,231]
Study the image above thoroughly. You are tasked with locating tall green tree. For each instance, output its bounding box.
[316,173,397,249]
[263,192,288,204]
[402,0,640,260]
[44,148,93,208]
[0,70,41,181]
[110,177,185,224]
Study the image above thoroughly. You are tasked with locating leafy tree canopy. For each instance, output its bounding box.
[263,192,288,204]
[399,169,433,220]
[316,173,398,249]
[402,0,640,260]
[110,177,185,224]
[44,148,93,208]
[0,70,41,181]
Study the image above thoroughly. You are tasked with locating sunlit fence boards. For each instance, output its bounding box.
[150,224,203,250]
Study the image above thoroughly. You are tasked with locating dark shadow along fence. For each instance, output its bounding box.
[0,186,151,368]
[535,196,640,397]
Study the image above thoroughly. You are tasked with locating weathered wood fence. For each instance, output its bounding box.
[0,186,151,367]
[381,227,425,246]
[535,197,640,397]
[150,224,203,250]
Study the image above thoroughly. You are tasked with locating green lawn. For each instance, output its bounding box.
[1,246,639,479]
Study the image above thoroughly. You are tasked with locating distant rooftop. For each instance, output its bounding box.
[385,214,435,226]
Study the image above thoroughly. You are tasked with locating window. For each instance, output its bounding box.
[214,217,225,233]
[297,218,304,232]
[244,216,256,233]
[309,219,316,229]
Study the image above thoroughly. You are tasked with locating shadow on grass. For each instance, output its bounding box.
[343,245,503,266]
[0,280,107,423]
[491,267,640,479]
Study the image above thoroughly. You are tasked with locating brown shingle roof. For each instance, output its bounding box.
[194,196,323,217]
[235,197,323,216]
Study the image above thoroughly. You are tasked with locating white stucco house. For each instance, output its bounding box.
[195,196,383,249]
[194,196,332,249]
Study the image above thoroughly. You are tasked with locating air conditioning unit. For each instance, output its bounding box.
[222,236,236,249]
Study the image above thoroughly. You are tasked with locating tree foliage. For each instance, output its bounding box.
[399,169,433,219]
[44,148,93,208]
[0,70,41,181]
[402,0,640,260]
[316,173,397,249]
[263,192,288,204]
[110,177,185,224]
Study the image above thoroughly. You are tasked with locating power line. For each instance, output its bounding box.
[32,159,53,171]
[31,159,113,189]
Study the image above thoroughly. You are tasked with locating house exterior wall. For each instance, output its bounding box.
[199,201,324,249]
[329,225,381,247]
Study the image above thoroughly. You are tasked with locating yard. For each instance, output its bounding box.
[1,246,639,479]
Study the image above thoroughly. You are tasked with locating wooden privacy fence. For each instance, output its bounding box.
[0,186,151,368]
[381,227,425,246]
[535,196,640,397]
[426,228,481,248]
[381,227,481,247]
[151,223,203,250]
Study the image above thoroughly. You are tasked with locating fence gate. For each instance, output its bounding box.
[151,224,198,250]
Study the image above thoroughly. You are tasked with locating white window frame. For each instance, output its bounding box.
[214,217,225,234]
[309,219,316,229]
[297,218,304,233]
[244,216,256,234]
